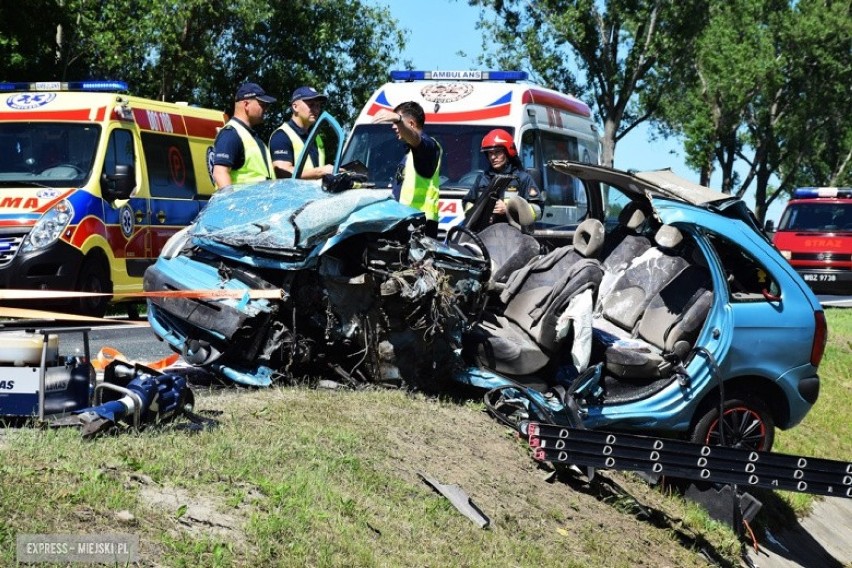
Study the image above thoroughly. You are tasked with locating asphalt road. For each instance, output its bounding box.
[55,322,175,365]
[818,294,852,308]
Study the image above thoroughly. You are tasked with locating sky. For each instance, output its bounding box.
[375,0,786,221]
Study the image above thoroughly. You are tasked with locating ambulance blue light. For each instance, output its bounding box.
[77,80,129,92]
[389,70,528,82]
[485,71,528,82]
[793,187,852,199]
[0,80,128,92]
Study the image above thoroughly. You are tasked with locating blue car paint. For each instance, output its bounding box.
[453,196,821,435]
[189,180,423,270]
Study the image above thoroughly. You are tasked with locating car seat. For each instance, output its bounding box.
[591,224,713,379]
[474,223,542,284]
[598,201,655,300]
[465,218,605,378]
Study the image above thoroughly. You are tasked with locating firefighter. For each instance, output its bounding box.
[463,129,543,227]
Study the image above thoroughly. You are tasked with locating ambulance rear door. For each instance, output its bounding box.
[131,102,219,273]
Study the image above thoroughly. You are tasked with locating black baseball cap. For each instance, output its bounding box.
[235,83,276,103]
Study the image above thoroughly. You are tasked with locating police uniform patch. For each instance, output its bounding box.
[206,146,215,182]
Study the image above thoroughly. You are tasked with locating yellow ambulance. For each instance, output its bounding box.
[0,80,225,316]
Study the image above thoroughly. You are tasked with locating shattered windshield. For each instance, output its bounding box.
[342,124,509,190]
[192,179,403,251]
[0,123,100,187]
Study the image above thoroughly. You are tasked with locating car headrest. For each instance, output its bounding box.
[654,224,683,250]
[573,218,605,258]
[618,201,647,231]
[505,195,536,230]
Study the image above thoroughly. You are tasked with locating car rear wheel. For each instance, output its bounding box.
[690,396,775,452]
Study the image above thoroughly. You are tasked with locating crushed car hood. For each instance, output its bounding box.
[190,180,423,268]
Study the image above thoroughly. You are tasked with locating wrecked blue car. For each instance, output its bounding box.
[145,154,826,452]
[452,162,826,451]
[144,177,488,389]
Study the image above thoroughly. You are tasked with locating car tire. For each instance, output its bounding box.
[690,396,775,452]
[72,258,112,318]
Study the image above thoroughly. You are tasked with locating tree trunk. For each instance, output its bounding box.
[601,118,617,168]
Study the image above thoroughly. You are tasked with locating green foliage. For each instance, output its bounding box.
[471,0,707,167]
[0,1,69,80]
[773,0,852,189]
[4,0,405,132]
[653,0,851,218]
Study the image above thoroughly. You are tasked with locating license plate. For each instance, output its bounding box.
[803,274,837,282]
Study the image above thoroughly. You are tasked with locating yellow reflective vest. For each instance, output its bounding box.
[275,122,325,170]
[399,143,442,221]
[223,119,273,184]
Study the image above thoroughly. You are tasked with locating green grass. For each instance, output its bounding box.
[0,311,848,566]
[1,389,740,567]
[771,307,852,516]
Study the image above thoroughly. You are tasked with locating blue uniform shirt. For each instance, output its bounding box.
[462,162,543,209]
[269,119,320,167]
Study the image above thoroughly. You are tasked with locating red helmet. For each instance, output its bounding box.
[481,128,517,158]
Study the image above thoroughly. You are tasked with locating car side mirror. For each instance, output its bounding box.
[763,219,775,233]
[101,164,136,200]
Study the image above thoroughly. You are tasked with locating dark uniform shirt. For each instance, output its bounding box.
[212,117,267,170]
[269,119,320,168]
[462,162,544,222]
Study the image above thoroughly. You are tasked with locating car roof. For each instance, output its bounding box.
[549,161,736,206]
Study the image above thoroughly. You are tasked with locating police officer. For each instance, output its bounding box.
[463,128,543,226]
[270,86,334,180]
[211,82,276,189]
[373,102,442,237]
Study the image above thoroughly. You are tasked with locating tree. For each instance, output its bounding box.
[0,1,69,80]
[470,0,706,167]
[12,0,405,130]
[773,0,851,191]
[653,0,851,221]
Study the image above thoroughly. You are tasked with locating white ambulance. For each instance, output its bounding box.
[341,70,601,243]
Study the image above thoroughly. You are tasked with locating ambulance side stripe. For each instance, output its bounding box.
[183,115,224,139]
[132,108,187,135]
[0,108,107,121]
[68,216,109,247]
[367,102,512,122]
[522,89,591,117]
[65,216,149,260]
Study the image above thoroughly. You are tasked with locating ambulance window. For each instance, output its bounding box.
[520,130,536,170]
[104,129,134,175]
[536,132,587,231]
[141,133,197,199]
